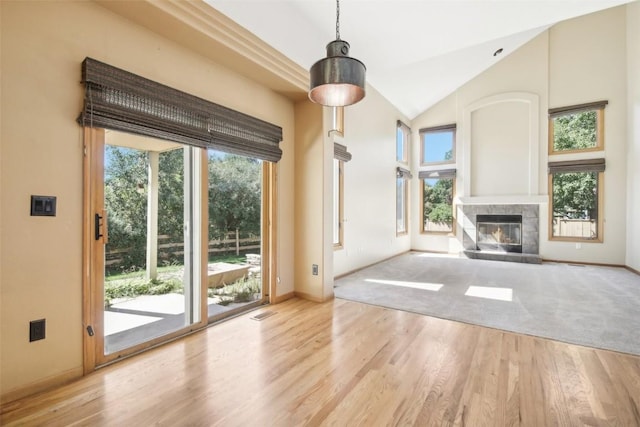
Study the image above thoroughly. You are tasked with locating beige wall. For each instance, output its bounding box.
[470,101,531,197]
[0,1,295,399]
[544,5,627,264]
[412,6,631,265]
[333,86,411,277]
[627,1,640,271]
[293,100,327,300]
[411,31,548,252]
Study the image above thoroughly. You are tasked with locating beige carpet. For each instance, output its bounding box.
[334,252,640,356]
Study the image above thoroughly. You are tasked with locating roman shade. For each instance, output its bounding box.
[396,167,412,179]
[419,123,456,134]
[548,158,605,173]
[418,169,457,179]
[77,58,283,162]
[397,120,411,133]
[548,100,608,118]
[334,143,352,162]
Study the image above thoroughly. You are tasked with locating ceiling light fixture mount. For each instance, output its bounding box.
[309,0,366,107]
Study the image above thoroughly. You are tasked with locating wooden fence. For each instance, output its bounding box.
[106,231,260,268]
[552,218,596,239]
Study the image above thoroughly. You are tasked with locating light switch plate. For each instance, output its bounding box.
[31,195,56,216]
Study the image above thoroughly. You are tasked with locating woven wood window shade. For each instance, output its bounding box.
[397,120,411,133]
[77,58,283,162]
[334,143,352,162]
[548,100,608,118]
[548,158,605,174]
[418,123,456,134]
[418,169,457,179]
[396,167,412,179]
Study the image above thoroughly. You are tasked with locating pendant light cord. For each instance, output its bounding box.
[336,0,340,40]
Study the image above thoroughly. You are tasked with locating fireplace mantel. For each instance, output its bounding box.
[457,195,547,205]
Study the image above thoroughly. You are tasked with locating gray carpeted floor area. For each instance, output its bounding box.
[334,251,640,355]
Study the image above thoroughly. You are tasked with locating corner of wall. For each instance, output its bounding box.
[626,1,640,271]
[293,100,326,300]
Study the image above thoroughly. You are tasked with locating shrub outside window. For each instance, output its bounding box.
[549,101,607,154]
[420,124,456,166]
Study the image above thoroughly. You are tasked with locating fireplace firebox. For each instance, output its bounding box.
[476,214,522,253]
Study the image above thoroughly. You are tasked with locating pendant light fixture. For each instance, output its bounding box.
[309,0,366,107]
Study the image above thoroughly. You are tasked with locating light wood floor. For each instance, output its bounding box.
[2,297,640,426]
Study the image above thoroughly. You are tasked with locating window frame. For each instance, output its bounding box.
[548,160,605,242]
[420,124,456,166]
[396,120,411,164]
[333,143,351,249]
[420,173,456,235]
[396,167,411,236]
[548,101,607,155]
[333,158,344,250]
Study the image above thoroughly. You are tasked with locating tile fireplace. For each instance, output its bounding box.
[462,204,540,263]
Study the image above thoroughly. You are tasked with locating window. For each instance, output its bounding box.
[419,169,456,234]
[420,124,456,165]
[549,101,607,154]
[333,158,343,248]
[396,121,410,163]
[549,159,604,241]
[548,101,607,242]
[333,143,351,248]
[396,167,411,235]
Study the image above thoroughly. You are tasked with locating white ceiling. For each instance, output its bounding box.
[206,0,633,119]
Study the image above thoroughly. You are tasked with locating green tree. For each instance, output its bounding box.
[105,146,149,273]
[552,172,597,219]
[551,110,598,219]
[208,153,261,243]
[105,146,263,272]
[444,149,453,161]
[105,146,186,273]
[423,178,453,224]
[157,149,185,239]
[553,111,596,151]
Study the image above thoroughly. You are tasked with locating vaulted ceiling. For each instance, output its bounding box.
[207,0,633,119]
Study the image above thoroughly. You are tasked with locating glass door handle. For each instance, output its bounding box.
[94,210,108,243]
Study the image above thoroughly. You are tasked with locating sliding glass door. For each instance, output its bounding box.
[79,59,280,371]
[87,129,205,364]
[84,129,272,368]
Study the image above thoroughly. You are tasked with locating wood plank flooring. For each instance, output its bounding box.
[2,297,640,426]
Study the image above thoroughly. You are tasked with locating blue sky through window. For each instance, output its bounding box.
[424,178,438,188]
[423,131,453,163]
[396,127,406,162]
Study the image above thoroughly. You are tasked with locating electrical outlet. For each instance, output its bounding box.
[312,264,318,276]
[576,243,582,250]
[30,319,46,342]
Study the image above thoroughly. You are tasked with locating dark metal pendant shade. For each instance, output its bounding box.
[309,40,366,107]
